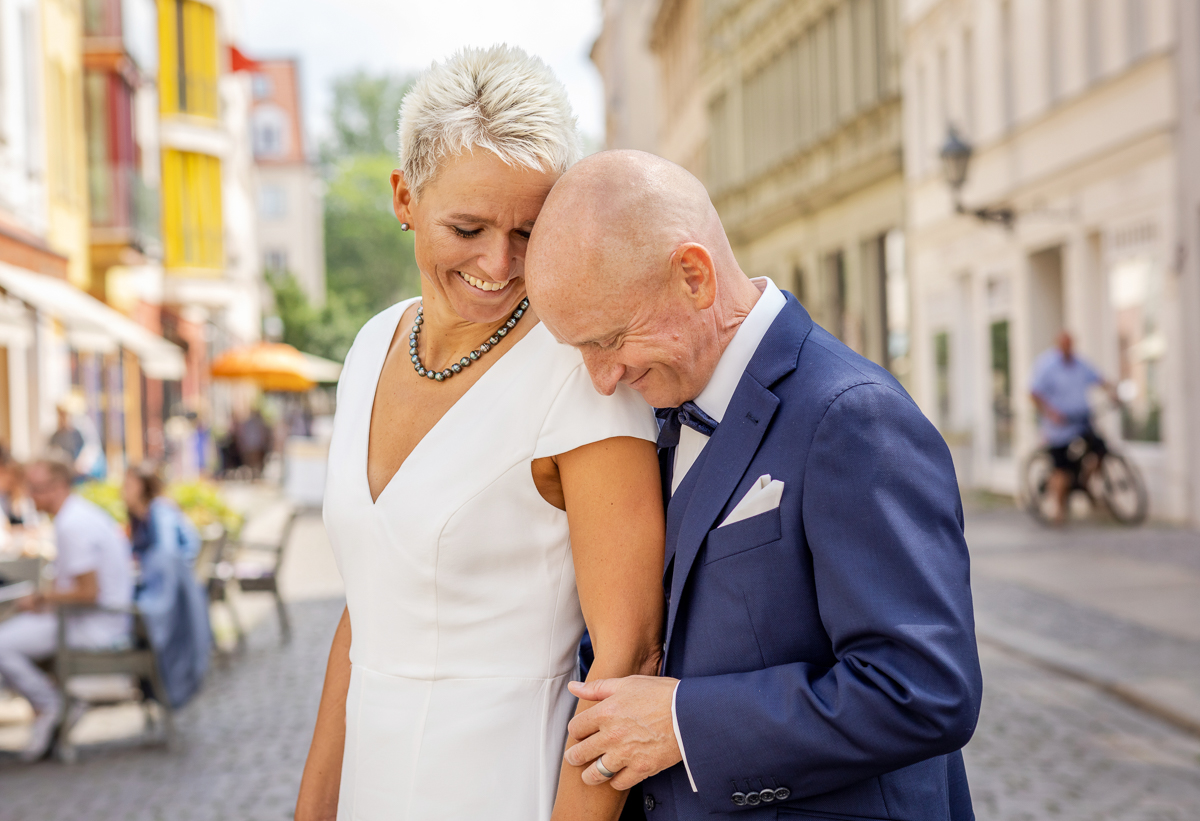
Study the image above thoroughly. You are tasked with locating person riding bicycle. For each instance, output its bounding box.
[1030,331,1119,525]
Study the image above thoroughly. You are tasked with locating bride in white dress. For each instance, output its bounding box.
[295,47,665,821]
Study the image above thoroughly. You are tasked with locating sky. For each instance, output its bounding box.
[239,0,605,154]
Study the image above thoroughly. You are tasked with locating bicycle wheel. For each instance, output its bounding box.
[1097,453,1148,525]
[1021,449,1056,523]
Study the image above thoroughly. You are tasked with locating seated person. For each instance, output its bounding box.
[122,463,211,707]
[0,458,133,761]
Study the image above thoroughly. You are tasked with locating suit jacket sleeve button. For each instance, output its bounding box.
[759,788,776,802]
[745,791,762,806]
[731,792,747,806]
[774,787,791,800]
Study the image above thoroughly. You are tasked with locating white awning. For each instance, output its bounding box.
[0,262,186,380]
[302,352,343,383]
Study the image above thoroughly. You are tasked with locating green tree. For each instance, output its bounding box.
[270,70,422,361]
[323,71,414,161]
[324,153,420,313]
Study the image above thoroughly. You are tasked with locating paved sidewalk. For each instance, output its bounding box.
[967,505,1200,736]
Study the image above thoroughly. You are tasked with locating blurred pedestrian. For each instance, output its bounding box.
[0,452,37,527]
[123,463,210,707]
[48,398,84,465]
[49,394,106,481]
[236,407,272,479]
[0,458,133,761]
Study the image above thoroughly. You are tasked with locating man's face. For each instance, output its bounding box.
[538,274,717,409]
[27,466,66,514]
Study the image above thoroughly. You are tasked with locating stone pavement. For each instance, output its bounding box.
[1,489,1200,818]
[0,597,344,821]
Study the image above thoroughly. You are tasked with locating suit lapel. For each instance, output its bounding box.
[662,295,814,659]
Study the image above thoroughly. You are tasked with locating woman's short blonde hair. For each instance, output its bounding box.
[398,45,581,200]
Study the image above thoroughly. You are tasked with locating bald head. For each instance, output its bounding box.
[528,150,733,304]
[526,150,760,407]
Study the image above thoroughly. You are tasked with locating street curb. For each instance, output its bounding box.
[975,615,1200,739]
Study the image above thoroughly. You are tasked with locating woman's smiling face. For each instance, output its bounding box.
[392,150,560,326]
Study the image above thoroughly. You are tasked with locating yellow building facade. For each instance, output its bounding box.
[41,0,90,289]
[157,0,224,276]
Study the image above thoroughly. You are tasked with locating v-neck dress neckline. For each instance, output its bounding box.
[363,296,540,507]
[321,298,658,821]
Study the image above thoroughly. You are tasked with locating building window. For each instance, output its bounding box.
[990,318,1013,458]
[158,0,218,119]
[1046,0,1061,104]
[252,73,274,100]
[252,105,289,159]
[934,330,951,430]
[962,27,974,136]
[1109,248,1164,442]
[1000,0,1015,131]
[162,149,223,269]
[824,249,848,344]
[884,228,909,380]
[264,248,288,272]
[259,184,286,219]
[1127,0,1146,62]
[1085,0,1103,83]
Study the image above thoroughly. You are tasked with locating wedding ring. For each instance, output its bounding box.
[594,755,617,780]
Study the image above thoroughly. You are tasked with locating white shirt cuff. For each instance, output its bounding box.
[671,681,699,792]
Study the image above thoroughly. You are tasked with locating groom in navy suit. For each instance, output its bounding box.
[526,151,982,821]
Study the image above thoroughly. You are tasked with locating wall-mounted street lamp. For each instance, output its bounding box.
[940,126,1015,230]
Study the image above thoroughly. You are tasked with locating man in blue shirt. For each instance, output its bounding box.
[1030,332,1118,524]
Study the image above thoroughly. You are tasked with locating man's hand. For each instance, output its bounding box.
[565,676,682,790]
[15,593,44,613]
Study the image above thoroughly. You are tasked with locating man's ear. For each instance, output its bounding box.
[391,169,414,226]
[672,244,717,311]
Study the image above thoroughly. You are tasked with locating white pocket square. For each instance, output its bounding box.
[718,474,784,528]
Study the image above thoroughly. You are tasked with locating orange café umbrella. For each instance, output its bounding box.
[211,342,317,392]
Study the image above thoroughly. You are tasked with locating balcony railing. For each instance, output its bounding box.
[89,162,162,256]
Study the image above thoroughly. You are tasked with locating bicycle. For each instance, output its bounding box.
[1020,430,1148,526]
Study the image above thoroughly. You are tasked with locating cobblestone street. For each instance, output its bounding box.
[0,598,343,821]
[1,503,1199,819]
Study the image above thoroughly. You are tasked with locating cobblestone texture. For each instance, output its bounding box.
[966,644,1200,820]
[0,598,344,821]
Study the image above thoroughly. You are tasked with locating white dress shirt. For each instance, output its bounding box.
[670,277,787,791]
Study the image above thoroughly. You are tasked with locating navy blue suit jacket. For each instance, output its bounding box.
[638,296,982,821]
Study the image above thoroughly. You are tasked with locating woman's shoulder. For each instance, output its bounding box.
[525,325,658,458]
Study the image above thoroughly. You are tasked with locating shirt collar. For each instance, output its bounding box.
[692,277,786,423]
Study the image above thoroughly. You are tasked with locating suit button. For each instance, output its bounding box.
[730,792,747,806]
[643,794,656,812]
[745,791,762,806]
[759,788,776,802]
[774,787,791,801]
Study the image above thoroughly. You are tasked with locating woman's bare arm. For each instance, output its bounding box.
[296,606,352,821]
[548,436,665,821]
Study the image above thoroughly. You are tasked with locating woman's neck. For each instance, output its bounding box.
[416,293,518,370]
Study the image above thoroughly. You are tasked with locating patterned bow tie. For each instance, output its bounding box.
[655,401,719,449]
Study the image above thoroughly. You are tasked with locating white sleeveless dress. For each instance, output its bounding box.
[323,298,658,821]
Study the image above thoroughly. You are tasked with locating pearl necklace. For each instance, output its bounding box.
[409,298,530,382]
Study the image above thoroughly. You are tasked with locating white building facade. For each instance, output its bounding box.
[903,0,1200,523]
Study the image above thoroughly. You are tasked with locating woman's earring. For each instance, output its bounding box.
[400,222,410,231]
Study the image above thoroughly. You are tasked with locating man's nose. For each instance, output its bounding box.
[477,234,515,282]
[581,349,624,397]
